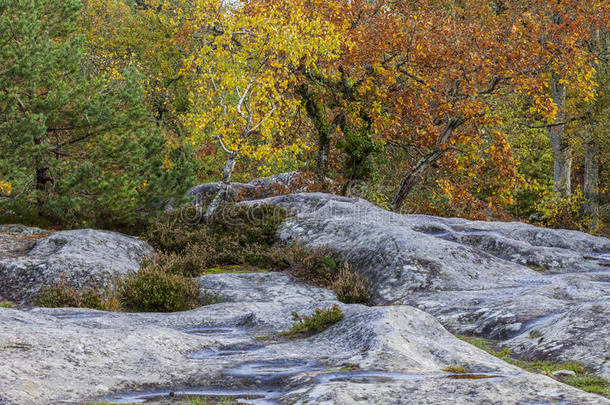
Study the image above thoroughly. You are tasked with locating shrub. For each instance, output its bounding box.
[37,279,103,309]
[331,264,372,304]
[144,203,286,255]
[534,188,597,233]
[36,278,121,310]
[281,304,344,338]
[118,267,200,312]
[209,203,286,245]
[278,243,338,285]
[0,301,13,308]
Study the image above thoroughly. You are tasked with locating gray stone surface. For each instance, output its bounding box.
[0,225,154,305]
[197,272,337,304]
[187,171,308,205]
[0,293,605,404]
[252,193,610,378]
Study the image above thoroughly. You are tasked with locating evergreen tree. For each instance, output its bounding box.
[0,0,196,230]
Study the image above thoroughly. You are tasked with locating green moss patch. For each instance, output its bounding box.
[456,335,609,397]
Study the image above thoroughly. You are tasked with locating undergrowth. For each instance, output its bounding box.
[143,204,372,305]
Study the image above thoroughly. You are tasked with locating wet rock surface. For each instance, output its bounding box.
[1,293,605,404]
[254,193,610,378]
[0,224,154,306]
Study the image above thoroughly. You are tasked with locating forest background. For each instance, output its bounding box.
[1,0,608,235]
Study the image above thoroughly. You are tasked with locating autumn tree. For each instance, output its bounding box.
[520,0,608,197]
[181,0,342,215]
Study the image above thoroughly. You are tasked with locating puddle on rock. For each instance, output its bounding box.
[101,387,280,404]
[189,345,262,359]
[182,326,245,337]
[225,359,324,381]
[315,370,509,384]
[53,312,104,319]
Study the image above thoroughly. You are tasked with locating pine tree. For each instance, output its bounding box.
[0,0,196,229]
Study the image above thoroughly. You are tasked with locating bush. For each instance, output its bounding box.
[37,279,103,309]
[281,304,344,338]
[209,203,287,246]
[0,301,13,308]
[534,189,596,233]
[118,267,200,312]
[36,279,121,310]
[331,264,372,304]
[278,243,338,285]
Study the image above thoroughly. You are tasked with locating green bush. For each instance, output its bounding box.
[281,304,344,338]
[118,267,201,312]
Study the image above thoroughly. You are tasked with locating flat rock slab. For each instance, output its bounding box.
[197,272,337,304]
[252,193,610,378]
[0,225,154,305]
[0,299,605,405]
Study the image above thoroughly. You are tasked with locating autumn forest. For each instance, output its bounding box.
[1,0,609,234]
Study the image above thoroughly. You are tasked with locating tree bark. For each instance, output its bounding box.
[391,148,446,212]
[584,134,599,230]
[33,136,52,209]
[391,117,463,212]
[548,75,572,197]
[297,82,336,181]
[205,151,237,219]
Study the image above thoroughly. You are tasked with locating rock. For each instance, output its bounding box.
[554,370,577,377]
[250,193,610,377]
[0,276,606,404]
[0,225,154,306]
[187,171,310,205]
[503,302,610,380]
[197,272,337,304]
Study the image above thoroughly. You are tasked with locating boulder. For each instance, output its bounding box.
[0,225,154,306]
[0,272,606,404]
[187,171,310,206]
[251,193,610,377]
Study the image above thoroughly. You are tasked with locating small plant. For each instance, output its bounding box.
[200,290,222,306]
[280,304,344,338]
[443,365,468,374]
[563,376,609,396]
[0,301,13,308]
[279,243,338,285]
[331,264,372,304]
[529,330,542,339]
[118,267,200,312]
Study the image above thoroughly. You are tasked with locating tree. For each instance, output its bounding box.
[0,0,192,229]
[181,0,342,215]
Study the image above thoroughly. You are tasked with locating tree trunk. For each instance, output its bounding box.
[33,136,52,209]
[391,117,462,212]
[584,135,599,230]
[297,82,338,181]
[205,151,237,219]
[391,148,445,212]
[548,75,572,197]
